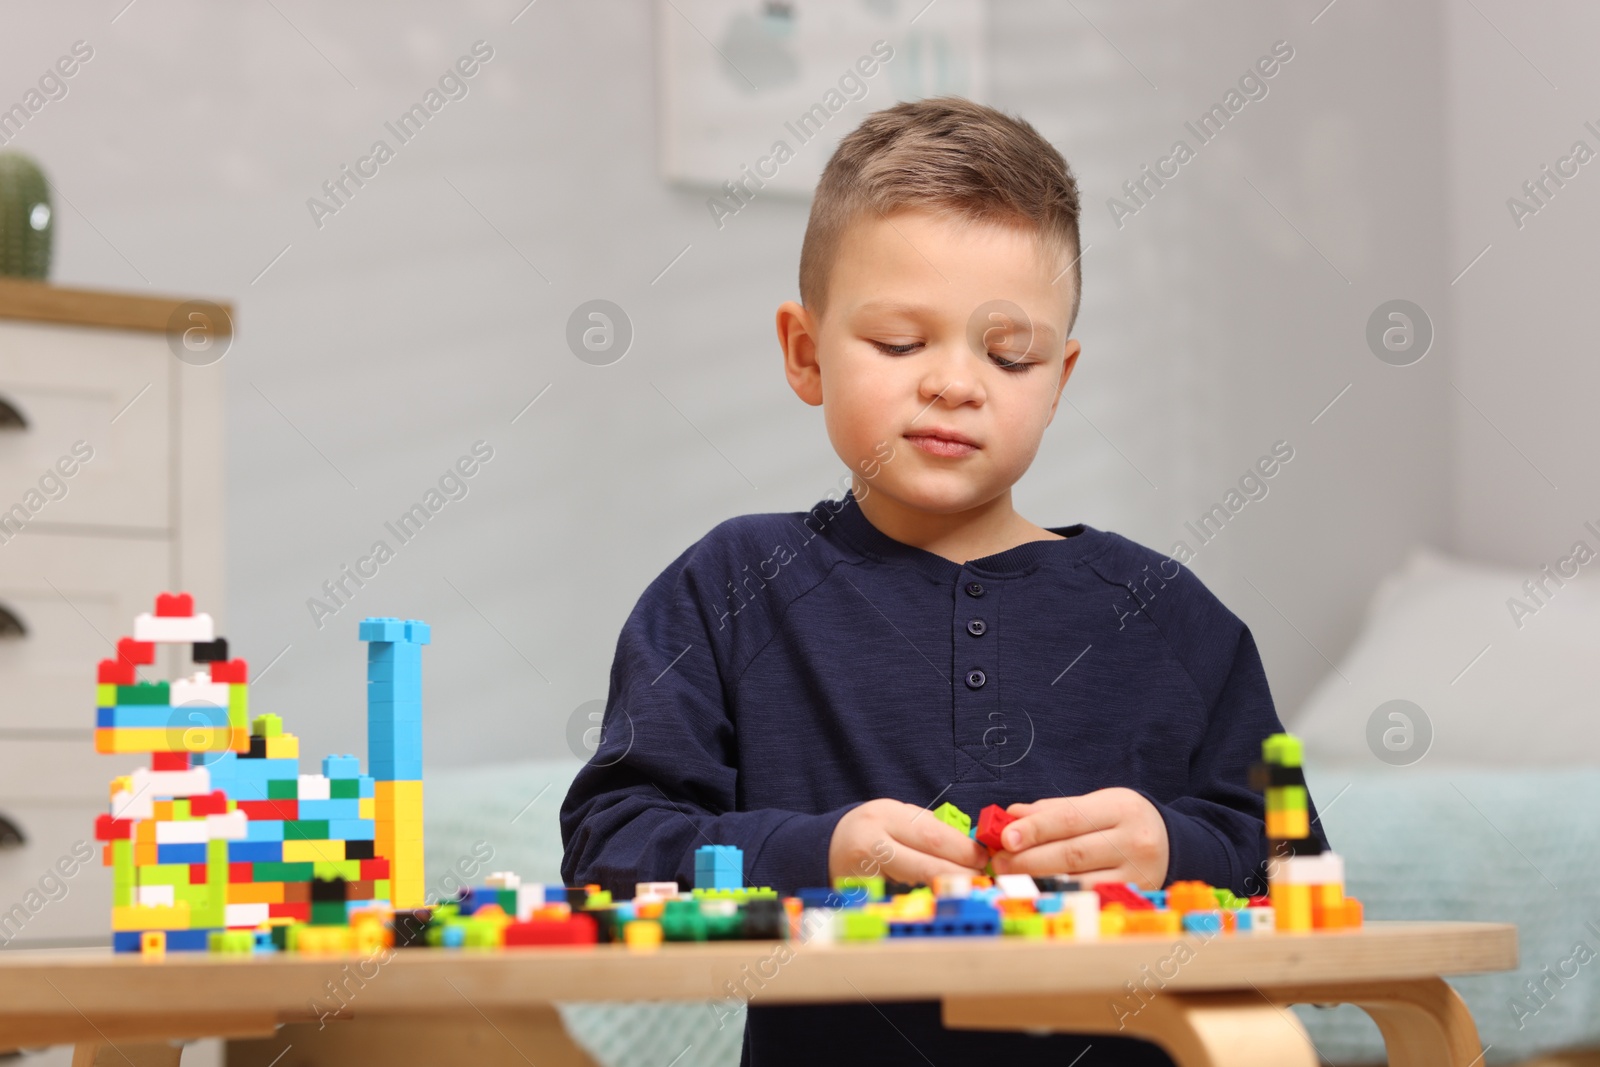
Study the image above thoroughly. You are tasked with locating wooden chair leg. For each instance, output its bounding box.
[1264,977,1485,1067]
[71,1042,185,1067]
[943,991,1319,1067]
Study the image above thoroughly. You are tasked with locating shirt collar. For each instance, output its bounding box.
[818,488,1102,582]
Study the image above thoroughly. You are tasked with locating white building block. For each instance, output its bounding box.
[206,810,248,840]
[932,873,973,899]
[995,874,1040,899]
[111,789,153,820]
[155,820,208,845]
[133,612,215,643]
[296,775,331,801]
[171,673,230,707]
[1274,852,1345,886]
[1061,890,1100,941]
[634,881,680,902]
[800,908,835,944]
[131,765,211,799]
[137,884,175,907]
[485,871,521,889]
[515,884,545,921]
[225,903,269,928]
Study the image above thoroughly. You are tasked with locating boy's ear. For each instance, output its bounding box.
[776,300,824,407]
[1045,339,1082,424]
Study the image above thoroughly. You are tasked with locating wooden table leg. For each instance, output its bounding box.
[1263,976,1485,1067]
[943,991,1319,1067]
[71,1042,184,1067]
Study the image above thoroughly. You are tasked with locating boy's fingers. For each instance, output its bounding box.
[1001,794,1115,851]
[898,814,989,869]
[990,833,1121,877]
[887,845,984,887]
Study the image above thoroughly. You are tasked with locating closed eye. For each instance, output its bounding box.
[870,339,1035,373]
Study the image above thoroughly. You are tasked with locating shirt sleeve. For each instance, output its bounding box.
[1129,576,1333,897]
[559,532,861,896]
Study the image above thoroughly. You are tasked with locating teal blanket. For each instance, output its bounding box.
[427,759,1595,1066]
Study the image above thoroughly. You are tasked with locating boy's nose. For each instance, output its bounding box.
[919,356,985,406]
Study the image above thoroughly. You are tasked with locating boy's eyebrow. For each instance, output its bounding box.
[853,300,1063,348]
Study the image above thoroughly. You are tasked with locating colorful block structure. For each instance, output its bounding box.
[93,594,427,952]
[93,616,1360,956]
[1252,732,1363,932]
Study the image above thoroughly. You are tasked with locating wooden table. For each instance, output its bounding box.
[0,920,1515,1067]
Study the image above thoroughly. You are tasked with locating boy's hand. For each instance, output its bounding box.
[829,799,990,885]
[989,788,1170,889]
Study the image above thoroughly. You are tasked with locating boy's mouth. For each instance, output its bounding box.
[904,428,979,458]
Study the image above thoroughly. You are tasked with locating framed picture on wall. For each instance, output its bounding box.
[657,0,988,200]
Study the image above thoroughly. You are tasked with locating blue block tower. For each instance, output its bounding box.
[694,844,743,890]
[360,617,429,908]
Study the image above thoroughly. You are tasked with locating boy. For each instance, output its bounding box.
[561,96,1329,1066]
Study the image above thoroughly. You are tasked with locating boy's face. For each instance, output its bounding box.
[778,209,1080,518]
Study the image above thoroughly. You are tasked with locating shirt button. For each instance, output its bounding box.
[965,582,985,597]
[967,619,986,636]
[965,668,986,689]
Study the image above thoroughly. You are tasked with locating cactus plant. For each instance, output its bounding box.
[0,152,53,279]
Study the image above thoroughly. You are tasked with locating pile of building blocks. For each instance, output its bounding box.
[94,604,1359,956]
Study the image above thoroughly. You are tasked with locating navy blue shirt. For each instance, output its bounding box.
[560,489,1329,1066]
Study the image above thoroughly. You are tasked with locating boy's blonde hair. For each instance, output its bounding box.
[799,95,1083,334]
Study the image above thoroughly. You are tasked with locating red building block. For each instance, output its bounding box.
[117,638,155,666]
[269,902,310,922]
[229,863,254,884]
[151,752,189,771]
[98,658,136,685]
[94,814,132,840]
[504,913,598,947]
[1093,882,1155,910]
[189,864,208,885]
[210,659,248,683]
[189,790,229,816]
[974,804,1019,852]
[238,799,295,821]
[155,592,195,617]
[359,858,390,881]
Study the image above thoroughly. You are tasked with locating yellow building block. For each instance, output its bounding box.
[1099,907,1127,937]
[1311,883,1346,929]
[625,920,663,951]
[282,839,344,863]
[1270,883,1313,932]
[295,926,355,955]
[375,780,423,820]
[358,797,375,819]
[1265,809,1310,840]
[97,684,117,707]
[113,903,191,931]
[140,931,166,958]
[265,734,300,759]
[95,726,233,755]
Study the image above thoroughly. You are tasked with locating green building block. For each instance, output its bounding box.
[230,683,249,726]
[267,778,298,800]
[209,930,255,954]
[660,899,708,942]
[252,713,283,738]
[1265,786,1307,813]
[117,682,169,705]
[253,862,315,882]
[838,911,888,941]
[311,901,348,926]
[312,860,361,881]
[284,820,329,840]
[1262,733,1302,767]
[834,875,886,901]
[330,779,359,799]
[931,802,972,836]
[1002,914,1048,939]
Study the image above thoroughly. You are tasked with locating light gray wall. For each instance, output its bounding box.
[1445,1,1596,568]
[2,0,1463,766]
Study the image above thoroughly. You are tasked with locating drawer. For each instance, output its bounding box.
[0,532,173,733]
[0,320,170,531]
[0,799,110,947]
